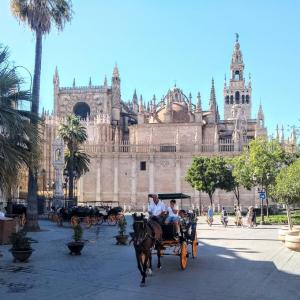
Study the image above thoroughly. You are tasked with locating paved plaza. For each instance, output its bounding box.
[0,217,300,300]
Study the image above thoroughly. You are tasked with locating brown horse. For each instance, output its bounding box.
[132,213,163,286]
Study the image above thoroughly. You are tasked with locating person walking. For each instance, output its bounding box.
[247,206,254,228]
[207,205,214,226]
[235,207,243,226]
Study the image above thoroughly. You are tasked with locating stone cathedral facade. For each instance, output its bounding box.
[41,36,272,210]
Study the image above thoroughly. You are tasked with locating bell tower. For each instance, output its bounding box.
[224,34,252,120]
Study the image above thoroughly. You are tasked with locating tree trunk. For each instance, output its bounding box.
[234,187,240,207]
[25,31,42,231]
[209,193,213,206]
[286,203,293,231]
[68,161,74,207]
[6,187,13,215]
[266,191,269,218]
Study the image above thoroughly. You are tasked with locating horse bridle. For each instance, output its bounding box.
[133,219,152,247]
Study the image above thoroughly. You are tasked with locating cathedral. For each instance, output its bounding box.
[41,36,270,210]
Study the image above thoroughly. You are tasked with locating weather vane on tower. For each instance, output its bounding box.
[235,32,239,42]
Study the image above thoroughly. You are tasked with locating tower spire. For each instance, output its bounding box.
[113,63,119,78]
[224,34,252,120]
[196,92,202,112]
[209,78,216,112]
[53,66,59,85]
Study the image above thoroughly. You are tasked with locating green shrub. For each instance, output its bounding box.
[10,230,32,250]
[73,224,83,242]
[117,217,127,236]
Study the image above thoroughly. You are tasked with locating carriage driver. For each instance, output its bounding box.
[148,194,167,224]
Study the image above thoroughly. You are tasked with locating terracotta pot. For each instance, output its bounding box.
[285,230,300,252]
[115,235,128,245]
[67,241,85,255]
[278,226,300,242]
[10,249,34,262]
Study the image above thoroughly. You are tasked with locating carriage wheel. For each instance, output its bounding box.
[107,215,117,225]
[71,216,79,227]
[84,216,92,228]
[97,216,104,225]
[180,242,188,270]
[192,234,197,258]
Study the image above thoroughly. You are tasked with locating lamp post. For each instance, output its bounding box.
[258,187,265,225]
[11,65,33,111]
[253,175,265,225]
[63,169,68,208]
[73,170,78,206]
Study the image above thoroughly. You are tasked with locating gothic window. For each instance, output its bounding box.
[225,96,229,104]
[246,95,250,104]
[230,95,234,104]
[140,161,146,171]
[234,70,240,80]
[73,102,91,119]
[235,91,240,104]
[242,95,245,104]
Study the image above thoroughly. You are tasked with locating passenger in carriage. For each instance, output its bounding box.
[148,194,167,224]
[165,200,181,238]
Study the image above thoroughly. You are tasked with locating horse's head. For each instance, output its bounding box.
[132,213,147,246]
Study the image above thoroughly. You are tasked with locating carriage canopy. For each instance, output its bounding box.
[148,193,191,200]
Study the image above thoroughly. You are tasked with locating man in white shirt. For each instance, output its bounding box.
[148,194,167,223]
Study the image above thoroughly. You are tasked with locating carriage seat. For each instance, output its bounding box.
[161,223,177,240]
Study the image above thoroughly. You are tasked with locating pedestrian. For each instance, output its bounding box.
[207,205,214,226]
[247,206,254,228]
[235,207,243,226]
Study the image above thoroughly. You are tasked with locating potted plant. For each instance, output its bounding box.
[67,224,85,255]
[115,216,128,245]
[9,230,34,262]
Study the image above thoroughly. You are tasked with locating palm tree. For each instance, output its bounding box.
[59,115,90,205]
[0,45,36,211]
[10,0,73,230]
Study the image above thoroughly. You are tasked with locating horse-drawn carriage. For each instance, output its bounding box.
[54,204,123,227]
[132,193,198,285]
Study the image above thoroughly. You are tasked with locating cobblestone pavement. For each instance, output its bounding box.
[0,216,299,300]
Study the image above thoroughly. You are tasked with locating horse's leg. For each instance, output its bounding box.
[140,252,148,286]
[135,248,144,278]
[147,250,153,276]
[156,242,162,269]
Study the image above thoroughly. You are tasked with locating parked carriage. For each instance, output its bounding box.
[149,193,198,270]
[54,205,123,227]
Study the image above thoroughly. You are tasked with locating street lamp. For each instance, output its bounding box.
[63,169,69,208]
[253,175,265,225]
[11,65,32,111]
[73,170,78,206]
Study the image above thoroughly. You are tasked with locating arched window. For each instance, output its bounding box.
[246,95,250,104]
[230,95,233,104]
[73,102,91,119]
[235,91,240,104]
[242,95,245,104]
[225,96,229,104]
[234,70,240,80]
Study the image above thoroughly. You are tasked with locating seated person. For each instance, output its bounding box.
[148,194,167,224]
[165,199,181,237]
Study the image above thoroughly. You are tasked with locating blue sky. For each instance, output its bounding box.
[0,0,299,137]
